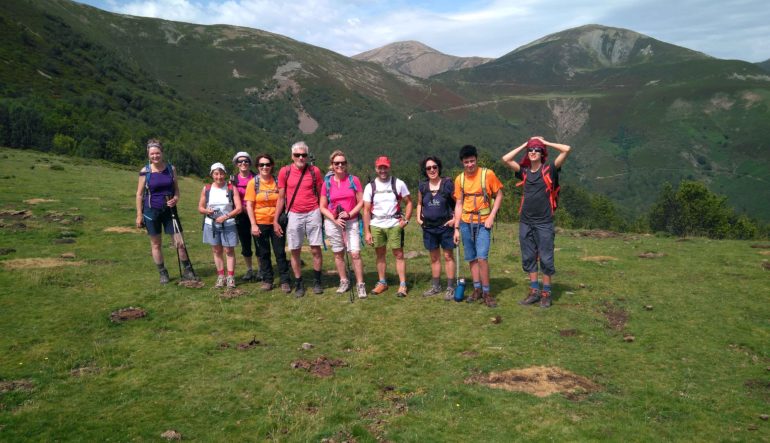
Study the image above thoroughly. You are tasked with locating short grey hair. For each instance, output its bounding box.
[291,141,309,154]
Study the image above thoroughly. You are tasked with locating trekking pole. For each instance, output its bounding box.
[167,196,198,281]
[338,205,354,304]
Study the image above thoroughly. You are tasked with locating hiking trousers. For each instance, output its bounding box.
[519,221,555,276]
[255,223,291,284]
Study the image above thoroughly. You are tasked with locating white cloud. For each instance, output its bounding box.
[85,0,770,61]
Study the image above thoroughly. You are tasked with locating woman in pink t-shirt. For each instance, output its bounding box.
[320,150,366,299]
[231,151,260,282]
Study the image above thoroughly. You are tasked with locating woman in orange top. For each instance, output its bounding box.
[244,153,291,292]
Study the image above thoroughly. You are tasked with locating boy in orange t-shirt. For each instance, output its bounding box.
[452,145,503,308]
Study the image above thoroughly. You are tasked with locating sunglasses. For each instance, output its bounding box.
[333,161,347,166]
[236,159,250,164]
[527,148,544,153]
[425,165,438,171]
[258,163,272,168]
[293,153,308,158]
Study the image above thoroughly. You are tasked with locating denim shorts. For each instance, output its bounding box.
[422,225,455,251]
[202,222,239,247]
[459,222,490,261]
[143,206,178,236]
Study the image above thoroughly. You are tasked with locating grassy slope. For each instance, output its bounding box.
[0,147,768,441]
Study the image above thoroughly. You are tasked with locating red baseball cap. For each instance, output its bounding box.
[375,156,391,168]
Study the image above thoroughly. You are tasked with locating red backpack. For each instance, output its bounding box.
[516,164,560,214]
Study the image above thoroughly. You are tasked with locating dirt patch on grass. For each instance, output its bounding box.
[44,211,83,224]
[0,248,16,255]
[603,302,629,330]
[460,350,479,358]
[569,229,622,239]
[0,209,33,219]
[103,226,140,234]
[24,198,58,205]
[744,379,770,401]
[560,329,579,337]
[179,280,205,288]
[291,356,347,378]
[0,379,34,393]
[750,244,770,249]
[160,429,182,441]
[1,257,86,269]
[219,288,245,298]
[466,366,599,398]
[320,430,357,443]
[763,261,770,271]
[237,338,265,350]
[581,256,618,263]
[110,307,147,323]
[70,366,101,377]
[638,251,666,259]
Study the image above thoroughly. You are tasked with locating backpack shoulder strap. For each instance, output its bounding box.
[369,179,377,205]
[204,183,212,205]
[254,175,260,194]
[481,168,488,202]
[324,174,332,201]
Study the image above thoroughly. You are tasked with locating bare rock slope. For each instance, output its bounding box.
[353,41,492,78]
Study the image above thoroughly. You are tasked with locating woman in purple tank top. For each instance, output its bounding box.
[135,139,196,284]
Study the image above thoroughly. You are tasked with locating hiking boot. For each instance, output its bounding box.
[214,275,225,289]
[444,286,456,301]
[261,281,273,291]
[159,268,170,285]
[280,282,292,294]
[396,285,408,298]
[482,291,498,308]
[226,276,236,288]
[294,280,306,298]
[422,285,441,297]
[519,287,541,306]
[181,267,197,282]
[241,269,256,281]
[371,282,388,295]
[313,280,324,295]
[540,290,552,308]
[357,282,368,299]
[466,287,482,303]
[336,279,351,294]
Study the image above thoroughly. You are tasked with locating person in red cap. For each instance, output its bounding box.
[363,156,413,297]
[502,136,571,308]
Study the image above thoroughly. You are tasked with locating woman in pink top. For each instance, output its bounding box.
[320,150,366,299]
[231,151,261,282]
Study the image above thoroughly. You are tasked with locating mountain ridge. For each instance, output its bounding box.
[353,40,492,78]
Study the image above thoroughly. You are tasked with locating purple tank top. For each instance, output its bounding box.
[141,165,174,209]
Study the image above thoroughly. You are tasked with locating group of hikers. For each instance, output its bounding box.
[135,137,571,308]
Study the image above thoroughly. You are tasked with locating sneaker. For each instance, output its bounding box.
[396,285,408,298]
[294,280,305,298]
[281,282,292,294]
[336,279,351,294]
[241,269,256,281]
[261,281,273,291]
[357,282,368,299]
[226,276,236,288]
[181,267,197,281]
[159,268,170,285]
[214,275,225,288]
[313,280,324,295]
[371,282,388,295]
[519,287,541,306]
[540,290,552,308]
[444,286,455,301]
[466,287,482,303]
[422,285,441,297]
[482,291,498,308]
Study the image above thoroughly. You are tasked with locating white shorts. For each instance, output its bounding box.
[287,209,323,250]
[324,218,361,253]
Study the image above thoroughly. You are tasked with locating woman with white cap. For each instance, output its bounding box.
[198,162,242,288]
[232,151,261,282]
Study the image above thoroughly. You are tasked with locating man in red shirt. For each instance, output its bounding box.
[273,141,324,297]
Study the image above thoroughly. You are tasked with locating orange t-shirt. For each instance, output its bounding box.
[243,176,279,225]
[453,168,503,223]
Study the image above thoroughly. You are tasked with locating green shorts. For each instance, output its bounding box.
[371,225,404,250]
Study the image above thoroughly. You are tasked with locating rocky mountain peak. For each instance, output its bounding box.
[353,41,493,78]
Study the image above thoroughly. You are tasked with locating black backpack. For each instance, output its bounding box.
[418,178,454,227]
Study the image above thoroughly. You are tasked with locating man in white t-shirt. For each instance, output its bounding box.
[363,156,413,297]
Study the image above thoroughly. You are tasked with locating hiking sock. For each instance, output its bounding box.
[543,284,552,294]
[482,285,490,294]
[378,279,387,285]
[473,281,482,290]
[217,270,225,276]
[181,259,192,269]
[156,263,166,272]
[400,281,407,288]
[228,271,235,277]
[431,277,441,289]
[446,278,456,289]
[530,281,540,290]
[314,270,322,283]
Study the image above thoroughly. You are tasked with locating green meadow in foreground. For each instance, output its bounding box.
[0,147,768,442]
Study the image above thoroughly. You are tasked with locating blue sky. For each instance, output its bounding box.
[79,0,770,62]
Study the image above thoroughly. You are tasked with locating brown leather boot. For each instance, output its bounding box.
[482,291,497,308]
[519,287,540,305]
[466,287,482,303]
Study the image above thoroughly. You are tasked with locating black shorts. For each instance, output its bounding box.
[143,206,181,236]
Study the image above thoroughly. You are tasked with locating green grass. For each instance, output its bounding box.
[0,147,768,441]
